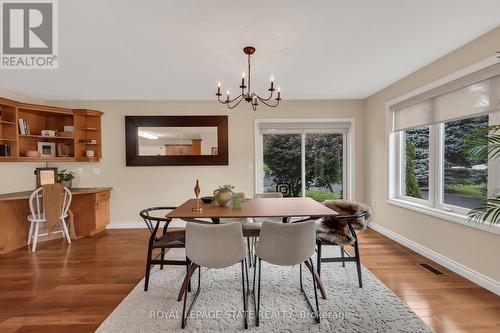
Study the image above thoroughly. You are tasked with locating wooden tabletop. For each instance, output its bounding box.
[0,187,113,202]
[166,197,337,219]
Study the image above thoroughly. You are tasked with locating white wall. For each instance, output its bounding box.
[0,99,365,225]
[364,27,500,283]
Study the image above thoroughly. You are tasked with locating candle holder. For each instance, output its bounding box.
[192,179,203,212]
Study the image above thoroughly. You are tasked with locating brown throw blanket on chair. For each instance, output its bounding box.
[316,200,372,245]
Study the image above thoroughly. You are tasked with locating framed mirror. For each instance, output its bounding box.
[125,116,228,166]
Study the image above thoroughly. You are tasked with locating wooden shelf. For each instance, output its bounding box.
[0,97,103,162]
[17,156,76,162]
[19,134,74,140]
[77,128,99,131]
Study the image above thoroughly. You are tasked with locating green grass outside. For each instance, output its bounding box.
[305,190,341,202]
[444,183,486,199]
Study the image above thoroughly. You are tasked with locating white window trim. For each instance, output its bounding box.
[254,118,355,201]
[386,55,500,235]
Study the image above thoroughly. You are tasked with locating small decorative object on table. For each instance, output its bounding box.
[201,196,213,204]
[35,167,58,187]
[214,184,234,207]
[58,169,75,189]
[232,193,243,209]
[192,179,203,212]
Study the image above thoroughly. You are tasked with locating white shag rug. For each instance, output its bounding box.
[96,247,433,332]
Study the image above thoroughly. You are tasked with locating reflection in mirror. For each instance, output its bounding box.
[138,127,218,156]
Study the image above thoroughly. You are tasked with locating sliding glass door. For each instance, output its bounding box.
[260,129,347,201]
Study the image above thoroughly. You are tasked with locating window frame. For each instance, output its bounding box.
[254,118,355,201]
[386,55,500,235]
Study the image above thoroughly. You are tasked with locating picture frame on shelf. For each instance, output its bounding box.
[35,167,58,187]
[37,142,56,157]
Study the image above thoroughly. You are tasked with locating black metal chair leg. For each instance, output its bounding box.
[299,259,320,323]
[160,249,165,270]
[340,245,346,267]
[181,266,201,329]
[317,241,322,277]
[309,258,320,323]
[186,258,192,292]
[255,258,262,327]
[354,241,363,288]
[247,238,252,268]
[241,259,249,329]
[144,243,153,291]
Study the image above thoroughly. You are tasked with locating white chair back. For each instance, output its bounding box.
[256,221,316,266]
[29,185,72,220]
[186,222,245,269]
[255,192,283,199]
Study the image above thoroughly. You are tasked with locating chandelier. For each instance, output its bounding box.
[216,46,281,111]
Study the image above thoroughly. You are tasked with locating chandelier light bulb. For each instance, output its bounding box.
[270,75,274,82]
[217,81,221,88]
[242,72,245,78]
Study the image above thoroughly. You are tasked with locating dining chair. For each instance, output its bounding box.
[316,211,367,288]
[181,222,248,329]
[253,192,284,223]
[27,184,72,252]
[254,221,320,326]
[219,192,255,267]
[140,207,193,292]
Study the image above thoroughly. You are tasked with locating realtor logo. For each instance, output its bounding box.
[1,0,58,69]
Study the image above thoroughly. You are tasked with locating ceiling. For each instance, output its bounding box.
[0,0,499,100]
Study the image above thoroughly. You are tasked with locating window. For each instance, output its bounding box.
[389,62,500,224]
[443,116,488,209]
[256,120,353,202]
[402,127,429,200]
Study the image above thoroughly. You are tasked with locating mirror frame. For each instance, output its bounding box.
[125,115,228,166]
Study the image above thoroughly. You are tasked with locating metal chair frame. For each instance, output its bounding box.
[316,212,366,288]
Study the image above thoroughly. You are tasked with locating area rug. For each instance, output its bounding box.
[96,247,433,332]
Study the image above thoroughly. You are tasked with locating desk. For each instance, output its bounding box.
[0,187,112,254]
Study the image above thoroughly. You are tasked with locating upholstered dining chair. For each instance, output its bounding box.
[181,222,248,329]
[219,192,256,267]
[140,207,194,292]
[254,221,320,326]
[27,184,72,252]
[253,192,284,223]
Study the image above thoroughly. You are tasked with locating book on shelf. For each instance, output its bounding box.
[18,119,30,135]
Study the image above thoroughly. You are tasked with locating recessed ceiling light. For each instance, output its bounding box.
[138,130,159,140]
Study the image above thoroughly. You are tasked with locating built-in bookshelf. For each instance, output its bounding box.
[0,97,103,162]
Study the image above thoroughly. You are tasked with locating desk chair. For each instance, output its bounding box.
[27,184,72,252]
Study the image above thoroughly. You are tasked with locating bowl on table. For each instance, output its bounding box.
[200,196,213,204]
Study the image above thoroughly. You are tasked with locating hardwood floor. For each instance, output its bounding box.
[0,228,498,332]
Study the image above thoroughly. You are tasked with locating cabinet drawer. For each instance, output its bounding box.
[95,191,110,202]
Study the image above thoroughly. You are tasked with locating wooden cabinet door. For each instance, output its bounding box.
[96,199,109,229]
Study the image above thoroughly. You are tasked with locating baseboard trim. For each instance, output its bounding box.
[368,222,500,296]
[107,222,146,229]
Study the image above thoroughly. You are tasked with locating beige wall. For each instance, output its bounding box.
[364,27,500,282]
[0,99,365,224]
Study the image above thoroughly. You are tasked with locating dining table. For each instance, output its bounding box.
[167,197,338,300]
